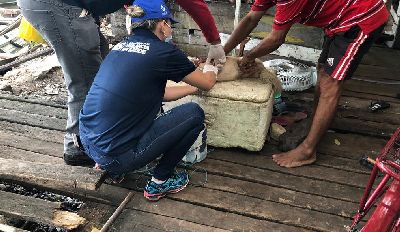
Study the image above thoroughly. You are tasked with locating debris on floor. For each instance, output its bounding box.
[369,100,390,112]
[270,122,286,141]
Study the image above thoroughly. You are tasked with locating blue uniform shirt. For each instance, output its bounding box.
[79,29,196,156]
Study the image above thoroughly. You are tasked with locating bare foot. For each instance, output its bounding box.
[272,144,316,168]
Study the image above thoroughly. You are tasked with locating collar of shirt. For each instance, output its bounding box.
[131,28,160,41]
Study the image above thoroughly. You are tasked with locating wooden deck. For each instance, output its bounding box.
[0,45,399,231]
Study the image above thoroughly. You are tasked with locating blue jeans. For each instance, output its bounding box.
[82,103,205,181]
[17,0,107,156]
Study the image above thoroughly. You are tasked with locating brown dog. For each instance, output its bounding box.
[217,56,282,93]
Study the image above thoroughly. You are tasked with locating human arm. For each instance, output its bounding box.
[239,0,307,64]
[224,10,265,54]
[163,43,216,91]
[182,65,217,91]
[239,27,290,69]
[163,85,198,102]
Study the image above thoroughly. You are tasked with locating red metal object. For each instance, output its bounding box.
[350,128,400,232]
[362,180,400,231]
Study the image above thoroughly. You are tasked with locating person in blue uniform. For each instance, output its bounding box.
[79,0,218,201]
[17,0,225,166]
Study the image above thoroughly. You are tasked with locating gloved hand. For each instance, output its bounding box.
[203,64,219,77]
[206,43,226,67]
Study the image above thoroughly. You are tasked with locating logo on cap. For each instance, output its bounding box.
[160,4,167,15]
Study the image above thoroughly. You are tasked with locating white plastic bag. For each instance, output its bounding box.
[182,127,207,164]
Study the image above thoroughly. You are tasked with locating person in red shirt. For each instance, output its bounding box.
[224,0,389,168]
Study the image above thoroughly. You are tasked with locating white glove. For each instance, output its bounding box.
[203,64,219,76]
[206,43,226,66]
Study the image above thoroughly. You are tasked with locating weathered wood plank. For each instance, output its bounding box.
[360,46,400,68]
[45,183,306,232]
[192,174,358,218]
[123,224,165,232]
[193,158,363,202]
[0,191,85,230]
[344,79,400,98]
[0,108,64,131]
[0,98,67,119]
[0,158,104,191]
[84,200,232,232]
[113,208,230,232]
[354,64,400,81]
[139,188,306,231]
[171,187,350,231]
[284,93,398,138]
[316,154,370,174]
[0,145,62,165]
[341,90,400,104]
[287,92,400,124]
[0,93,66,109]
[0,130,63,158]
[336,108,400,126]
[0,120,64,144]
[331,117,395,138]
[284,80,400,105]
[276,109,394,138]
[124,170,358,219]
[118,178,350,232]
[208,149,369,188]
[317,132,386,160]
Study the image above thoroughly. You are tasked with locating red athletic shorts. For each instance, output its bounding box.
[318,24,385,81]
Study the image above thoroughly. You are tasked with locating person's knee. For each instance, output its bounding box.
[318,68,342,88]
[185,102,204,115]
[320,87,341,101]
[185,102,205,124]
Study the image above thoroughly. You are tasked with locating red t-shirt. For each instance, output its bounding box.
[251,0,389,36]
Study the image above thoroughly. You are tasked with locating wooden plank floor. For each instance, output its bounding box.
[0,46,399,231]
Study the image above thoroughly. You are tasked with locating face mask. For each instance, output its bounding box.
[165,35,173,44]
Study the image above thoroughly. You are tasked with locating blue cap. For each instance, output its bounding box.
[130,0,177,24]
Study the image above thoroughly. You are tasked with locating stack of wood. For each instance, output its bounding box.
[0,157,105,230]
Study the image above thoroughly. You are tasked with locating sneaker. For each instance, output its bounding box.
[63,150,95,166]
[143,171,189,201]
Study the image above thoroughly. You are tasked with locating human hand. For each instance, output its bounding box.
[203,64,219,76]
[238,55,256,71]
[238,56,260,77]
[206,43,226,68]
[188,85,199,95]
